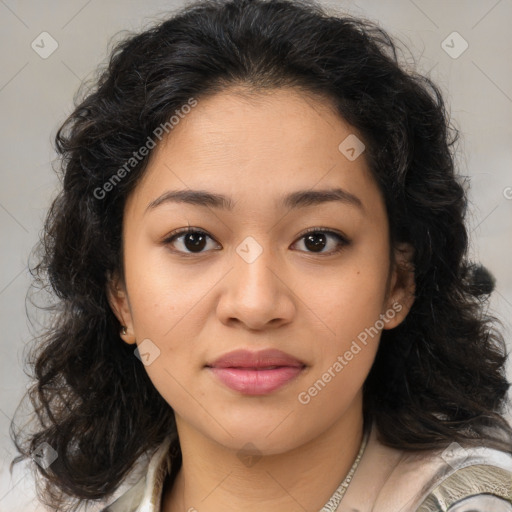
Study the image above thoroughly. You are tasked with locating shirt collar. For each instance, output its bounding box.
[102,434,176,512]
[104,423,512,512]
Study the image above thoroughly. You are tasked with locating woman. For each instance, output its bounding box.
[10,0,512,510]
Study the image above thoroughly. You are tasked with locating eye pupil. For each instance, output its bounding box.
[304,232,327,252]
[185,232,207,252]
[167,228,346,256]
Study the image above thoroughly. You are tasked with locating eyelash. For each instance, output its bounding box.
[162,226,351,257]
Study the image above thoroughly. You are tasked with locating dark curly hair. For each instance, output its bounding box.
[10,0,512,510]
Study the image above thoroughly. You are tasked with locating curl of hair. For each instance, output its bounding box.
[10,0,512,510]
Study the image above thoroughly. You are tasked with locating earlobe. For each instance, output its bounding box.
[106,270,137,345]
[383,243,416,330]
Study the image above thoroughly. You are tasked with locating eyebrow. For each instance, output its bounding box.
[145,187,364,214]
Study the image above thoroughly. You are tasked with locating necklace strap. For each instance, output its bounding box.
[319,427,370,512]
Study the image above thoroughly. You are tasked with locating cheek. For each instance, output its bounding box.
[123,252,204,404]
[314,262,389,341]
[124,241,204,338]
[295,268,387,420]
[304,255,390,391]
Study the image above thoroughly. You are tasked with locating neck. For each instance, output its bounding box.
[163,393,366,512]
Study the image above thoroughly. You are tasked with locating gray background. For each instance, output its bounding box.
[1,0,511,510]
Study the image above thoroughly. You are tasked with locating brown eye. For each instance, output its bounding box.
[163,227,350,256]
[292,229,350,255]
[163,228,220,254]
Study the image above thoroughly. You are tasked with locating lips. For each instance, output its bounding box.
[206,349,306,395]
[206,348,305,369]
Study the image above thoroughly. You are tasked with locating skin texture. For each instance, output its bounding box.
[107,87,416,512]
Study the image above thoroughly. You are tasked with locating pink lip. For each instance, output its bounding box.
[206,349,306,395]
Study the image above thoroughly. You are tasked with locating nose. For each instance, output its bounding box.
[216,240,295,331]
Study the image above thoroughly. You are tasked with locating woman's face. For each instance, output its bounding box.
[108,87,415,454]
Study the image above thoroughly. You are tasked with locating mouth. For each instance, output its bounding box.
[206,348,305,369]
[221,365,293,370]
[206,366,305,395]
[205,349,306,395]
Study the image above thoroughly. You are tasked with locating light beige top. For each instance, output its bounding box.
[101,422,512,512]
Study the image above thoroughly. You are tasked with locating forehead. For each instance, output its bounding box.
[125,86,381,218]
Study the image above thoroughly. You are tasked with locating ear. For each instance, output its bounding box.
[106,270,137,345]
[382,242,416,330]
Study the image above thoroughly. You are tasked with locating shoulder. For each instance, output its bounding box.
[339,423,512,512]
[363,433,512,512]
[415,443,512,512]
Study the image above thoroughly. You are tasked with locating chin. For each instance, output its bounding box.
[202,418,310,455]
